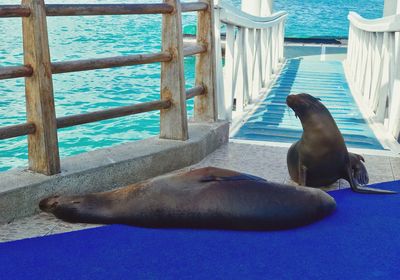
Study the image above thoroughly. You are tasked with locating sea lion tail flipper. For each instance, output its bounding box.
[351,186,397,194]
[349,152,369,185]
[347,168,396,194]
[353,160,369,186]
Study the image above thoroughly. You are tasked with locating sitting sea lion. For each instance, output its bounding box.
[39,167,336,230]
[286,93,395,194]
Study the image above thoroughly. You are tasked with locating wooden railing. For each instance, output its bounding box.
[344,12,400,142]
[0,0,217,175]
[214,1,287,120]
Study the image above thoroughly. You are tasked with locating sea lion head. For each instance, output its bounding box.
[286,93,323,119]
[39,195,83,222]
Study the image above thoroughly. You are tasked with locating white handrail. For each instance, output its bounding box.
[218,2,287,24]
[214,1,287,120]
[348,12,400,32]
[344,12,400,142]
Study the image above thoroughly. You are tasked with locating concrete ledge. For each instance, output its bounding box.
[0,121,229,224]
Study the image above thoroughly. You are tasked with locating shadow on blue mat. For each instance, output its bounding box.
[1,181,399,280]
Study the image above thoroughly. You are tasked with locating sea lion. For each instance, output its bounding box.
[39,167,336,230]
[286,93,395,194]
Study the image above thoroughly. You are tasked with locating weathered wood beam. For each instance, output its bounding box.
[45,4,173,16]
[186,85,205,100]
[0,123,36,140]
[22,0,60,175]
[183,43,207,56]
[181,2,208,12]
[194,0,218,121]
[0,65,33,80]
[160,0,188,140]
[0,5,30,17]
[51,52,171,74]
[57,100,171,129]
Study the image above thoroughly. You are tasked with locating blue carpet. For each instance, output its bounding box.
[1,181,399,280]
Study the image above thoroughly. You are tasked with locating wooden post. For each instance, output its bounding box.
[160,0,188,140]
[22,0,60,175]
[194,0,217,122]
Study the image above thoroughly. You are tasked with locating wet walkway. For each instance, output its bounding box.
[232,55,384,150]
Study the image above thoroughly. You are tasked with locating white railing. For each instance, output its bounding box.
[344,12,400,142]
[214,1,287,120]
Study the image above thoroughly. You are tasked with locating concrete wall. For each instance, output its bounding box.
[0,121,229,224]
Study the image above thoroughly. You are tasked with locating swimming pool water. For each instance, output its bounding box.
[0,0,385,171]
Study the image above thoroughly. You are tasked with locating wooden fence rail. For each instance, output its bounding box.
[0,2,208,18]
[0,0,215,175]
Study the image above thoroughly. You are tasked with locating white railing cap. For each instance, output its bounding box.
[348,12,400,32]
[217,2,287,29]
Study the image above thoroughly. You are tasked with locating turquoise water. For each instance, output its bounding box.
[0,0,199,171]
[233,56,384,150]
[0,0,385,171]
[237,0,384,38]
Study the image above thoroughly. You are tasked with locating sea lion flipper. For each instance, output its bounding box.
[349,152,369,185]
[298,164,307,186]
[347,167,396,194]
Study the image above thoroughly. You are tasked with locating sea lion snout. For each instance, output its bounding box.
[286,93,319,107]
[285,94,297,107]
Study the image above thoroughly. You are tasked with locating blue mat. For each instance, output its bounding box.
[1,181,399,280]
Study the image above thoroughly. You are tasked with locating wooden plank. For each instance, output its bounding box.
[0,123,36,140]
[375,32,391,122]
[51,52,172,74]
[241,28,249,107]
[213,1,225,120]
[362,32,374,101]
[266,28,273,82]
[160,0,188,140]
[181,2,208,12]
[246,28,256,102]
[57,100,171,129]
[278,21,285,62]
[233,28,244,113]
[388,33,400,141]
[194,0,217,121]
[369,32,383,107]
[0,5,30,17]
[183,43,207,56]
[45,4,173,16]
[0,65,33,80]
[22,0,60,175]
[222,24,235,120]
[186,86,205,100]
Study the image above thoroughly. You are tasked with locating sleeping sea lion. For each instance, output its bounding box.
[39,167,336,230]
[286,93,395,194]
